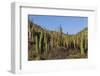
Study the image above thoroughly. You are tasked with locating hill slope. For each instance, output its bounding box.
[28,21,88,60]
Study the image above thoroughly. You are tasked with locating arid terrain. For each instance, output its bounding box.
[28,21,88,60]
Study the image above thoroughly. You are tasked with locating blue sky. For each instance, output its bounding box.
[28,15,88,34]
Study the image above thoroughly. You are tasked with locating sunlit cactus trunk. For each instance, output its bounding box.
[31,31,33,41]
[28,25,31,40]
[66,41,68,48]
[63,40,66,47]
[58,25,63,46]
[57,33,60,47]
[76,35,79,49]
[84,32,87,51]
[31,29,35,42]
[66,37,69,48]
[39,31,43,53]
[44,34,48,54]
[51,33,54,48]
[73,38,76,49]
[36,36,39,54]
[45,38,48,54]
[56,33,59,48]
[80,34,84,55]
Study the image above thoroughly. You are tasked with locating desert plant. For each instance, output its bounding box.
[39,31,43,53]
[36,35,39,54]
[44,33,48,54]
[80,34,84,55]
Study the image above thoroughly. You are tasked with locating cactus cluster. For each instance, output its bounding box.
[28,21,88,60]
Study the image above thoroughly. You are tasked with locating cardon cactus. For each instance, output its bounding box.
[36,35,39,54]
[80,34,84,55]
[44,34,48,54]
[39,31,43,53]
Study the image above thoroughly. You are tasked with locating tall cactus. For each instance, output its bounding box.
[80,34,84,55]
[73,37,76,49]
[36,35,39,54]
[44,34,48,54]
[45,38,48,54]
[84,32,87,51]
[76,35,79,49]
[39,31,43,53]
[51,33,54,48]
[59,25,63,46]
